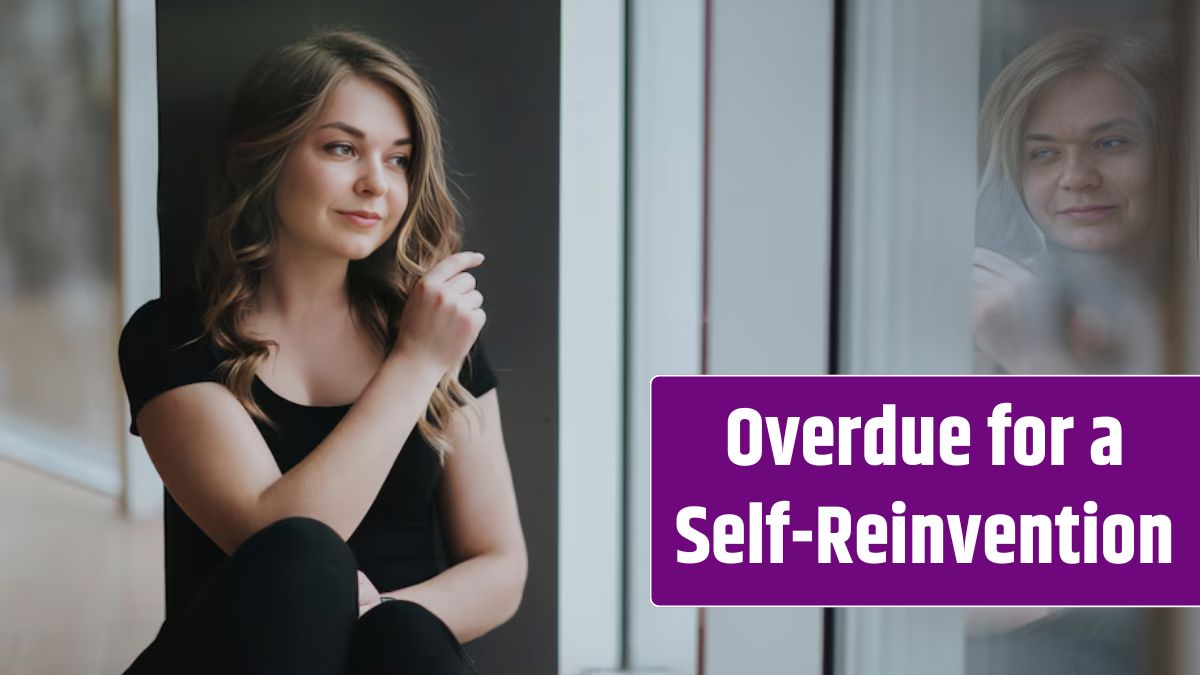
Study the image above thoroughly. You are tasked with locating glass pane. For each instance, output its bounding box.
[840,0,1191,672]
[969,1,1179,673]
[973,1,1178,376]
[0,0,119,465]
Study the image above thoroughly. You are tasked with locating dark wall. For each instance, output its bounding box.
[155,2,559,672]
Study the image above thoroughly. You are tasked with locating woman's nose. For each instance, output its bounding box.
[1058,150,1101,191]
[355,161,388,196]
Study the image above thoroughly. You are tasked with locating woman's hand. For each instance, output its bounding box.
[392,251,487,373]
[973,247,1129,373]
[357,570,382,618]
[971,247,1045,372]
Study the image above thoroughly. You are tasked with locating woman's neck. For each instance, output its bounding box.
[1047,229,1169,291]
[257,240,353,324]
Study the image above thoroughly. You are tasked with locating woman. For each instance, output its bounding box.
[967,28,1176,675]
[972,29,1184,375]
[118,30,526,674]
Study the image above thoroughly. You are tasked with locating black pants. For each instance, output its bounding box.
[124,517,479,675]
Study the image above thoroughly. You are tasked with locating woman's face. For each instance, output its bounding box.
[274,75,414,261]
[1020,69,1156,254]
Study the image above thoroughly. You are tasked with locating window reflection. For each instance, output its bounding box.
[967,2,1185,672]
[972,29,1178,375]
[967,608,1152,675]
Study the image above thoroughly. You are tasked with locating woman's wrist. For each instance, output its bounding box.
[382,344,448,391]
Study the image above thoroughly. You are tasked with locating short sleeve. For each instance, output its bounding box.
[119,296,223,436]
[458,339,498,398]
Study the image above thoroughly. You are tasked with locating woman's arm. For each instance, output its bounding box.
[137,251,486,554]
[139,339,447,555]
[381,389,528,642]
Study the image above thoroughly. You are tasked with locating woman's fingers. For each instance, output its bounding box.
[425,251,485,286]
[357,570,380,604]
[392,251,489,369]
[973,247,1033,280]
[445,272,477,294]
[1068,304,1115,360]
[972,246,1014,272]
[972,265,1004,290]
[972,248,1040,307]
[462,290,484,310]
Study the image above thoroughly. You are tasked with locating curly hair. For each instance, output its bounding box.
[194,29,475,460]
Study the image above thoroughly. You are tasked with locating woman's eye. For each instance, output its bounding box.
[1029,148,1056,161]
[1095,137,1128,150]
[325,142,355,157]
[390,155,411,169]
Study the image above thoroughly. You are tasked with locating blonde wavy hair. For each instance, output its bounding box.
[195,29,475,459]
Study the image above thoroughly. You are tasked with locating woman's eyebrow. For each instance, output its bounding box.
[316,121,413,146]
[1024,118,1139,142]
[1086,118,1138,134]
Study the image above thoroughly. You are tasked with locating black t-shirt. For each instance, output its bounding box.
[118,290,497,623]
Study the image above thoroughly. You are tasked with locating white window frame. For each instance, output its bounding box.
[559,0,626,672]
[116,0,165,520]
[703,0,833,672]
[839,0,979,377]
[836,0,980,673]
[624,0,706,672]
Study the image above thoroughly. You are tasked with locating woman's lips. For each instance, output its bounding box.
[337,210,382,228]
[1058,205,1117,220]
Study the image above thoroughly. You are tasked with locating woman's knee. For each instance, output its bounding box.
[196,518,359,673]
[229,516,357,598]
[350,600,472,674]
[236,516,348,558]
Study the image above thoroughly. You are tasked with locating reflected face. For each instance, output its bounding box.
[1020,70,1155,254]
[274,76,414,261]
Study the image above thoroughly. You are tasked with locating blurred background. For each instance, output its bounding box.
[1,0,1198,673]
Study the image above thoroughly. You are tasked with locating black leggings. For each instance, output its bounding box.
[124,517,480,675]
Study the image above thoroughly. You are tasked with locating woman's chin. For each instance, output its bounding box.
[332,236,389,261]
[1047,223,1143,256]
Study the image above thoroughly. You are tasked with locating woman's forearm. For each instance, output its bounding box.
[383,552,528,643]
[253,347,445,543]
